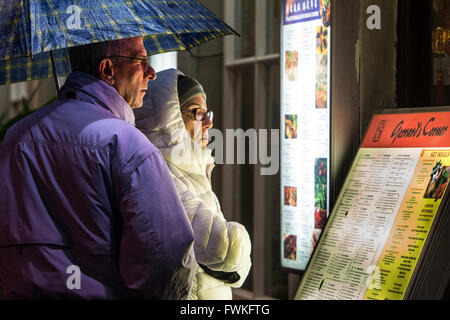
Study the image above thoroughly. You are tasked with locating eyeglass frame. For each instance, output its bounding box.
[181,107,214,123]
[102,55,154,75]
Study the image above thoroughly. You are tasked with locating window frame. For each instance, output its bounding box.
[223,0,281,300]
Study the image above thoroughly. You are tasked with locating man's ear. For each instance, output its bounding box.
[98,59,115,85]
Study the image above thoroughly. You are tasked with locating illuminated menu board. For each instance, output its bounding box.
[281,0,331,271]
[295,110,450,300]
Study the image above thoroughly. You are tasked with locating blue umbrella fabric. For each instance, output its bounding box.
[0,0,238,85]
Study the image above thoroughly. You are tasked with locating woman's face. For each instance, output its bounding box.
[181,95,213,148]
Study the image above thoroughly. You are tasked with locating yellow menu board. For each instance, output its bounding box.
[295,111,450,300]
[365,150,450,299]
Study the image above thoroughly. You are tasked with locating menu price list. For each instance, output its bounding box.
[295,148,423,300]
[296,147,450,300]
[364,150,450,300]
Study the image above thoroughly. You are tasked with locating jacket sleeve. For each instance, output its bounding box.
[117,151,197,299]
[171,176,252,288]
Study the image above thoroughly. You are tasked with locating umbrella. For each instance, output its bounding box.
[0,0,238,88]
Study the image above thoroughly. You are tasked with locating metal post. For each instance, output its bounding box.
[50,51,60,94]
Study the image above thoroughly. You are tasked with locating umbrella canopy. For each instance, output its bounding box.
[0,0,238,86]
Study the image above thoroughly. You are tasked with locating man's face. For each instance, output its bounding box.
[112,37,156,109]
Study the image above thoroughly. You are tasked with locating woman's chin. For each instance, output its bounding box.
[195,138,208,149]
[190,137,208,149]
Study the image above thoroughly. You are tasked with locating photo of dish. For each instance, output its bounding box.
[315,54,328,109]
[424,161,449,200]
[285,50,299,81]
[314,158,328,230]
[311,229,322,252]
[315,82,327,109]
[320,0,331,28]
[283,233,297,261]
[284,186,298,207]
[316,25,328,56]
[285,114,298,139]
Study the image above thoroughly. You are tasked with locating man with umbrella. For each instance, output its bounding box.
[0,0,239,300]
[0,36,198,299]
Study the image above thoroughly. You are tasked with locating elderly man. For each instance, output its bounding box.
[0,37,197,299]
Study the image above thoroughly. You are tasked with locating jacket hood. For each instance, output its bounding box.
[134,69,214,177]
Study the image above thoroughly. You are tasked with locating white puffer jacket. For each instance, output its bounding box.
[134,69,252,300]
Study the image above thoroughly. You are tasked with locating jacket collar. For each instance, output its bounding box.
[59,71,135,126]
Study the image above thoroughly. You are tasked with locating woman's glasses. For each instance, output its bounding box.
[183,108,214,122]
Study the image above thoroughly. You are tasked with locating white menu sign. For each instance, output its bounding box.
[281,0,331,271]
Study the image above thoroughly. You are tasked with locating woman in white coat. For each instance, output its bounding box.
[134,69,252,300]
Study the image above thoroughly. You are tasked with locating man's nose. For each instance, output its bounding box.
[144,64,157,81]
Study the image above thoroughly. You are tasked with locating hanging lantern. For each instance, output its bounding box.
[432,27,448,55]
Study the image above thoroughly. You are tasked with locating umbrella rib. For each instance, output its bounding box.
[50,50,60,93]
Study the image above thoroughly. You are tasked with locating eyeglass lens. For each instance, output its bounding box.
[142,58,152,71]
[194,109,213,122]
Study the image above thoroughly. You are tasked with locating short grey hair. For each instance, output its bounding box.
[69,38,136,77]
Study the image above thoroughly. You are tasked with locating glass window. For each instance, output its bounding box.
[262,63,288,299]
[266,0,281,55]
[224,0,282,299]
[234,0,255,59]
[149,52,177,73]
[8,82,28,117]
[230,65,255,291]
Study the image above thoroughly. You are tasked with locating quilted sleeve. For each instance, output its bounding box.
[171,176,252,285]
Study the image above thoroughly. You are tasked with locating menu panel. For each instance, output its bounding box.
[364,150,450,300]
[295,148,421,299]
[281,0,332,271]
[295,111,450,300]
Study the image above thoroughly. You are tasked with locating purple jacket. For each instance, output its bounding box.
[0,72,196,299]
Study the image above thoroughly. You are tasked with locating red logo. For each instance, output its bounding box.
[372,120,387,142]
